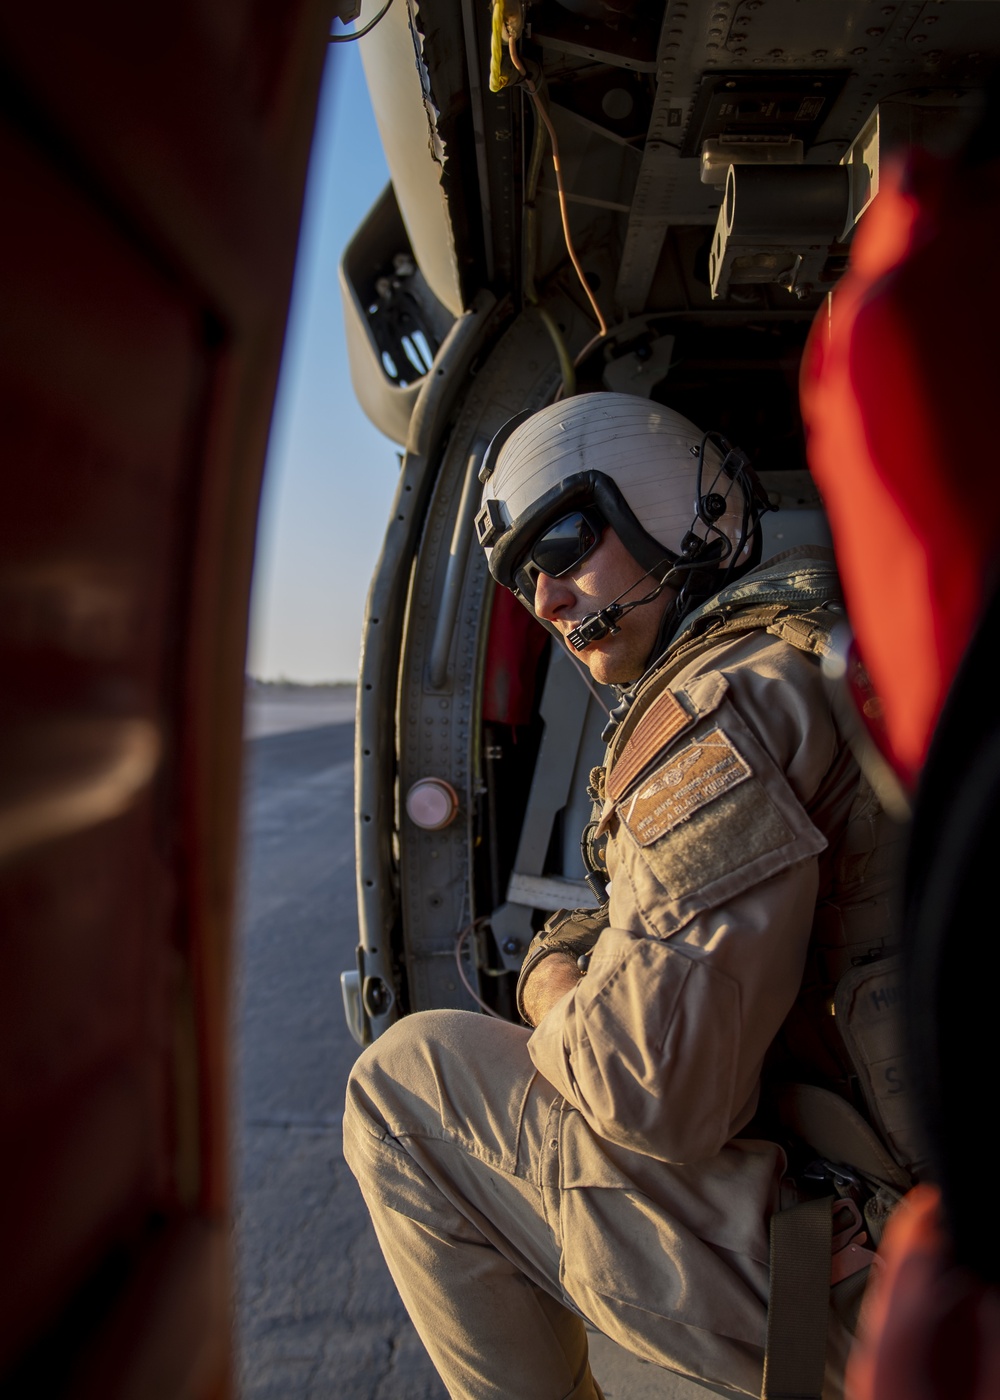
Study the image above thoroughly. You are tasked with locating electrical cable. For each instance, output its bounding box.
[538,306,576,398]
[573,329,607,369]
[329,0,394,43]
[552,325,612,400]
[454,918,507,1018]
[521,77,549,306]
[568,651,609,708]
[519,69,577,398]
[506,33,609,340]
[490,0,510,92]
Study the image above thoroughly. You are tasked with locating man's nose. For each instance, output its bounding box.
[534,570,575,622]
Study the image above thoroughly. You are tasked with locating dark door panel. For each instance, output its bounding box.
[0,2,328,1392]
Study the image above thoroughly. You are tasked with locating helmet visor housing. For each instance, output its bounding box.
[512,506,607,603]
[479,469,671,595]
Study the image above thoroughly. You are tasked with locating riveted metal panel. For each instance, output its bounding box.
[393,298,598,1012]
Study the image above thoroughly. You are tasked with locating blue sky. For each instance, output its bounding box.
[248,44,397,682]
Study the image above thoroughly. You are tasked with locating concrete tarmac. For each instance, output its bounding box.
[233,690,717,1399]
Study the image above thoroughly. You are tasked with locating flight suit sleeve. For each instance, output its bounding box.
[527,647,836,1164]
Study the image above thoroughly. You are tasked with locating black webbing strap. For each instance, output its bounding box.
[761,1196,833,1400]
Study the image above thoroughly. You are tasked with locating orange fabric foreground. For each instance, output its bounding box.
[802,135,1000,1400]
[847,1185,1000,1400]
[800,152,1000,787]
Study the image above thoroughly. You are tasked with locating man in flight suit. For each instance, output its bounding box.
[344,393,895,1399]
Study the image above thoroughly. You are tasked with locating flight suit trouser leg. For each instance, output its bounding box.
[343,1009,604,1400]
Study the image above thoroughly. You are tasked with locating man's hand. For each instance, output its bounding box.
[514,905,605,1025]
[520,952,581,1028]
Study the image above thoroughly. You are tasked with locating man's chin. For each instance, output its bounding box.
[565,637,638,687]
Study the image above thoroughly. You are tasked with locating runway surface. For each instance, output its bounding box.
[233,689,715,1399]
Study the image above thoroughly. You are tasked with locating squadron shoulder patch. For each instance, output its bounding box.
[619,728,752,846]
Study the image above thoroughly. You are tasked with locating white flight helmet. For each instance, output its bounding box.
[475,393,768,612]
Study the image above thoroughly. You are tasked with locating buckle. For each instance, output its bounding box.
[830,1198,880,1284]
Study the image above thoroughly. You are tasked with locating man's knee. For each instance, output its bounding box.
[344,1009,537,1174]
[347,1010,495,1144]
[344,1009,526,1212]
[344,1012,442,1199]
[346,1009,441,1133]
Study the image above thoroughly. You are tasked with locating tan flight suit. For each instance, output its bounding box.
[344,548,887,1400]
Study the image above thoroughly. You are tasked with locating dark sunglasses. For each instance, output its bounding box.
[513,508,606,599]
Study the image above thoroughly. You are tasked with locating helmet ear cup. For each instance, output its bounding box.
[688,432,771,582]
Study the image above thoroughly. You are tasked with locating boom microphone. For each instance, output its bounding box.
[568,605,624,650]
